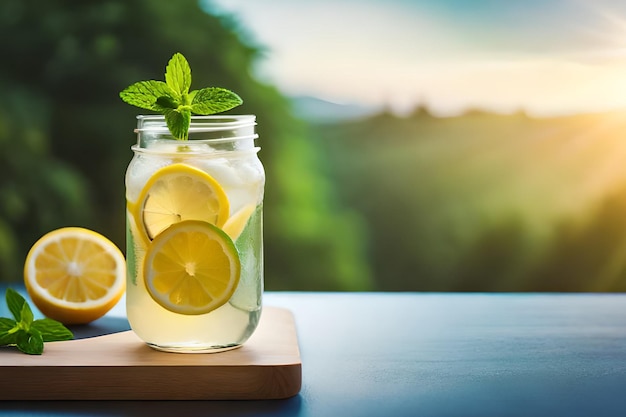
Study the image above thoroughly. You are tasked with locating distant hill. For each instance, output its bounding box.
[312,109,626,292]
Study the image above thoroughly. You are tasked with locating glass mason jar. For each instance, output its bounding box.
[125,115,264,353]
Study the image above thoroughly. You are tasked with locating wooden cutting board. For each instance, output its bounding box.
[0,306,301,400]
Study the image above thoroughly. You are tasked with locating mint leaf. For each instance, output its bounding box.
[0,317,17,346]
[164,108,191,140]
[165,53,192,98]
[120,80,175,111]
[6,288,26,322]
[32,318,74,342]
[0,317,15,332]
[190,88,243,115]
[0,331,17,346]
[16,328,44,355]
[155,95,179,111]
[120,52,243,140]
[20,301,34,328]
[1,288,74,354]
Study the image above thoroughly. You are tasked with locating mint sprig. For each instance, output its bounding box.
[120,53,243,140]
[0,288,73,355]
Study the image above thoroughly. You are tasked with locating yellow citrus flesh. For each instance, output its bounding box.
[144,220,240,315]
[23,227,126,325]
[130,163,230,246]
[222,203,256,240]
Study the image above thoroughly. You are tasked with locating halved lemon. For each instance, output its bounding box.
[23,227,126,325]
[144,220,240,315]
[130,163,230,245]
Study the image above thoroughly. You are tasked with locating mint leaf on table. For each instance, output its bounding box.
[16,328,44,355]
[6,287,26,321]
[120,52,243,140]
[20,300,34,327]
[0,317,17,346]
[31,318,74,342]
[1,288,73,355]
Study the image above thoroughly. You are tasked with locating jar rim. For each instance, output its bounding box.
[134,114,257,134]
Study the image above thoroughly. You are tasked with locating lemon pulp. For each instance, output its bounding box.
[130,163,230,246]
[143,220,240,315]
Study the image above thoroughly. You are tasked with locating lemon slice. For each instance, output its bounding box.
[144,220,240,315]
[130,163,230,245]
[23,227,126,325]
[223,203,256,240]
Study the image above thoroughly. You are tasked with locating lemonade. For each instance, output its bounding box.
[125,115,264,352]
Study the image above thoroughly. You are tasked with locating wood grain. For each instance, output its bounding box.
[0,306,301,400]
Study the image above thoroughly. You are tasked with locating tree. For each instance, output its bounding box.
[0,0,372,290]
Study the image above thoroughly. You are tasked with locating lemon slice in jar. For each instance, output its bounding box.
[23,227,126,324]
[223,203,256,240]
[130,163,230,245]
[143,220,240,315]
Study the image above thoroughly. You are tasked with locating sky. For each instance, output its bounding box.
[206,0,626,116]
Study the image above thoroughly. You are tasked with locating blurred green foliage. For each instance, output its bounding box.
[0,0,372,290]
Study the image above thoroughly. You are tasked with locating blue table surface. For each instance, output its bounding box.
[1,285,626,417]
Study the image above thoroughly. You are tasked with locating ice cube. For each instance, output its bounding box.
[189,156,265,213]
[125,154,172,203]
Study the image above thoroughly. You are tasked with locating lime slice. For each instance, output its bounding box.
[143,220,240,315]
